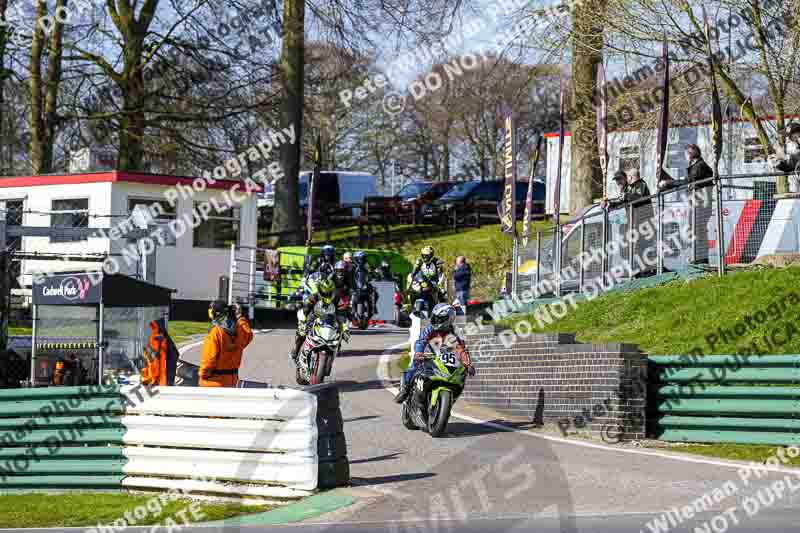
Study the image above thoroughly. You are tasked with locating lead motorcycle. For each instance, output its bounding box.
[295,301,348,385]
[400,348,469,437]
[407,270,443,318]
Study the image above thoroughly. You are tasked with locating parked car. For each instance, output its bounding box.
[298,170,379,222]
[424,178,545,224]
[396,181,456,218]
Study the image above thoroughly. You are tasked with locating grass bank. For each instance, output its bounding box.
[8,321,211,347]
[503,266,800,355]
[0,492,268,528]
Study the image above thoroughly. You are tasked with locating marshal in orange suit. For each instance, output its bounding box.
[199,301,253,387]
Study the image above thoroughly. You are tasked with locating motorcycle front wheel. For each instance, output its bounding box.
[427,389,453,437]
[311,352,328,385]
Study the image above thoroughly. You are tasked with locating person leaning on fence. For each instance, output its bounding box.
[769,122,800,193]
[453,256,472,315]
[141,318,180,386]
[199,301,253,387]
[658,144,714,265]
[602,169,656,276]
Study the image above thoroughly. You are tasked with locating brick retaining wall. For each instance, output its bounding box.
[461,327,648,441]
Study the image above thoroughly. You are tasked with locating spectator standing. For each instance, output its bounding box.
[453,256,472,314]
[684,145,714,264]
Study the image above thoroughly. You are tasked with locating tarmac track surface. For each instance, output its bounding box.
[45,326,800,533]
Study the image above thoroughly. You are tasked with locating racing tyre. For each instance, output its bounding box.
[401,403,419,430]
[428,389,453,437]
[311,353,328,385]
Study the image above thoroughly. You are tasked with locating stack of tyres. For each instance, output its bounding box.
[305,383,349,488]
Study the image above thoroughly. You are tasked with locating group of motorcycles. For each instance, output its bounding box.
[293,260,469,437]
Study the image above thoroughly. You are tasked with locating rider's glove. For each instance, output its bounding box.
[414,351,425,362]
[467,365,476,377]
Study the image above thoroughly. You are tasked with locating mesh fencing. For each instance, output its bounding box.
[511,172,788,302]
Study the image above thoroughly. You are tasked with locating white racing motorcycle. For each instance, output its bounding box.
[295,301,348,385]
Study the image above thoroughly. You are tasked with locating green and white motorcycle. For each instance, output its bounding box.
[400,348,469,437]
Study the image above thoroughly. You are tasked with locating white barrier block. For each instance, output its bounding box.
[122,446,318,491]
[121,476,314,500]
[121,415,317,455]
[123,386,316,421]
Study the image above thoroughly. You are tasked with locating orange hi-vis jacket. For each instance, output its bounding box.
[141,321,169,386]
[199,317,254,387]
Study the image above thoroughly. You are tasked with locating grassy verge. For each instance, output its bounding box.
[503,266,800,355]
[0,493,269,528]
[500,266,800,462]
[8,321,210,347]
[672,444,800,465]
[168,321,212,345]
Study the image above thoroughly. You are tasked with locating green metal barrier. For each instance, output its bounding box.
[0,386,127,490]
[649,354,800,445]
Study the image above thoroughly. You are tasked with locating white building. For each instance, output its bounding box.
[0,171,260,316]
[545,116,796,214]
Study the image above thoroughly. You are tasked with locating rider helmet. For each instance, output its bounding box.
[421,246,434,264]
[315,277,336,304]
[320,244,336,265]
[354,251,368,266]
[333,260,347,285]
[430,303,456,331]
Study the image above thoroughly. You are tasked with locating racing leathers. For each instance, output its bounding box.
[291,289,351,362]
[394,324,473,403]
[408,257,447,301]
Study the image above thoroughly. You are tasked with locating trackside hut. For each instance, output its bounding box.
[0,171,261,314]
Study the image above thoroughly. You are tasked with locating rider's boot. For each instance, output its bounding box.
[394,376,413,404]
[290,334,304,365]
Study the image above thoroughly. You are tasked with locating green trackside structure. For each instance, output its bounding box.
[253,246,413,311]
[649,354,800,445]
[0,385,127,490]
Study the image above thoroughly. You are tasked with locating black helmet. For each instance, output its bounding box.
[208,299,228,321]
[787,123,800,137]
[321,244,336,263]
[430,303,456,331]
[354,251,367,266]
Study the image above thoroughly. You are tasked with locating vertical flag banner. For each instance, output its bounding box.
[553,75,565,226]
[655,35,670,184]
[522,135,543,247]
[307,133,322,246]
[704,11,723,178]
[596,60,609,198]
[500,113,517,235]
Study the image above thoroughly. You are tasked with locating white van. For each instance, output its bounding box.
[298,170,379,217]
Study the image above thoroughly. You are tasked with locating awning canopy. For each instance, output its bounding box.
[31,272,173,307]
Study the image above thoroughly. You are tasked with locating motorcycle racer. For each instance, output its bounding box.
[394,303,475,404]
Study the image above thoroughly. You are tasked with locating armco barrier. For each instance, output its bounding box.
[0,383,349,499]
[463,327,648,440]
[649,355,800,445]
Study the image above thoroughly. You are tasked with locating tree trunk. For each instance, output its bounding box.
[271,0,304,245]
[569,0,607,213]
[119,39,146,171]
[0,0,7,175]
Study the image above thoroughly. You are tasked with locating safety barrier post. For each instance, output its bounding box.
[627,203,634,280]
[601,207,608,281]
[656,190,663,275]
[555,224,562,297]
[715,178,726,276]
[579,220,585,293]
[248,247,256,320]
[228,243,235,305]
[535,231,541,297]
[690,185,697,263]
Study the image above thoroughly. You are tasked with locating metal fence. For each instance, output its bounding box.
[515,171,792,299]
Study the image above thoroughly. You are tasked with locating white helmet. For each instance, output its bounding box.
[431,303,456,331]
